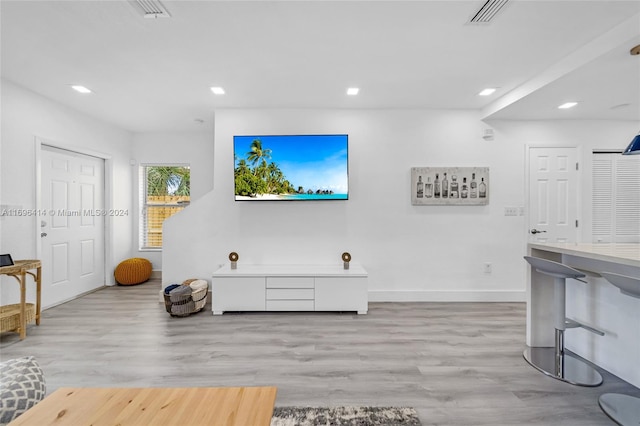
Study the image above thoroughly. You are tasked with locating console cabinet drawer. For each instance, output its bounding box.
[266,300,315,311]
[266,277,314,288]
[266,288,314,300]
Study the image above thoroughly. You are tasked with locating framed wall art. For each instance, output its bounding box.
[411,167,489,205]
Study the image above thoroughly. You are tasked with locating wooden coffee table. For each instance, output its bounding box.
[9,386,277,426]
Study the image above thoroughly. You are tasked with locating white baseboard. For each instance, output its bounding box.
[157,287,524,304]
[151,270,162,279]
[368,290,526,302]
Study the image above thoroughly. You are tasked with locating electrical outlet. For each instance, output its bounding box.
[484,263,492,274]
[504,207,518,216]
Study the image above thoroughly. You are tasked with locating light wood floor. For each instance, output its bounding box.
[1,280,637,425]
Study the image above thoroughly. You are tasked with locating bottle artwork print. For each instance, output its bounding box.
[470,173,477,198]
[411,167,489,206]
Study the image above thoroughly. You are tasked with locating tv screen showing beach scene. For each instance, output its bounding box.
[233,134,349,201]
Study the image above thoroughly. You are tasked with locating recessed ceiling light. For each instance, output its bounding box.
[71,85,92,94]
[478,88,496,96]
[346,87,359,96]
[558,102,578,109]
[210,87,225,95]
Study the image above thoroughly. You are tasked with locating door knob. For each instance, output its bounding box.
[40,232,47,238]
[530,229,547,235]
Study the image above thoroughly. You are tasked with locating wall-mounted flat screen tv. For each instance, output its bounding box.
[234,134,348,201]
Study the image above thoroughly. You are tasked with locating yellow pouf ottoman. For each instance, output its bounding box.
[114,258,152,285]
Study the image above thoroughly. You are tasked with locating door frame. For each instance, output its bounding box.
[524,144,583,243]
[34,137,114,286]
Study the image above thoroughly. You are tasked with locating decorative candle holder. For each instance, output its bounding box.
[342,252,351,270]
[229,252,239,269]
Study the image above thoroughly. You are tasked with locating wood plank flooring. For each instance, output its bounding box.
[1,280,638,425]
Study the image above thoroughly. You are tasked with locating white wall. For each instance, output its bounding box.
[0,79,133,304]
[131,130,215,269]
[163,110,637,300]
[162,109,512,299]
[488,119,639,242]
[2,82,631,305]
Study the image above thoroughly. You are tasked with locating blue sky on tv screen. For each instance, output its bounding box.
[234,134,348,194]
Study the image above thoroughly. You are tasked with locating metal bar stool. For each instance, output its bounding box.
[523,256,604,386]
[597,271,640,426]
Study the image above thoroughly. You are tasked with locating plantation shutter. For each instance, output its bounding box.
[592,153,640,243]
[615,156,640,241]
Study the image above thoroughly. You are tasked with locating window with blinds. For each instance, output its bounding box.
[139,165,190,249]
[592,152,640,243]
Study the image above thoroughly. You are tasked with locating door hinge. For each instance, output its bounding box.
[575,219,579,228]
[576,162,579,171]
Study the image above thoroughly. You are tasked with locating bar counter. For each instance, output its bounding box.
[527,242,640,388]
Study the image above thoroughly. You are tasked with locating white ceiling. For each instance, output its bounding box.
[1,1,639,133]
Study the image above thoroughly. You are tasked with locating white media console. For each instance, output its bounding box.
[211,263,368,315]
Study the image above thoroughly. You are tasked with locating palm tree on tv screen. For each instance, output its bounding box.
[235,159,250,177]
[246,139,272,173]
[235,139,298,196]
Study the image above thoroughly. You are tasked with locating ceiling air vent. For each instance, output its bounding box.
[469,0,509,24]
[130,0,171,19]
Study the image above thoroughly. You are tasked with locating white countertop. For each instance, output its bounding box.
[213,262,368,277]
[528,242,640,267]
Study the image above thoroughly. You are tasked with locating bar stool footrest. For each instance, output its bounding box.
[565,318,605,336]
[523,347,603,387]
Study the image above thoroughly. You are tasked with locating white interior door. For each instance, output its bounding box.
[40,146,105,308]
[528,146,580,243]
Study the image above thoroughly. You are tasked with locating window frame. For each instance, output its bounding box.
[139,163,191,250]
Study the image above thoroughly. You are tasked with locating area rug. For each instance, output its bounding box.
[270,406,422,426]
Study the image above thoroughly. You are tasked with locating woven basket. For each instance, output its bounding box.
[0,303,36,334]
[189,280,208,312]
[163,281,208,317]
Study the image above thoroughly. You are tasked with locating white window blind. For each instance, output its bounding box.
[592,153,640,243]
